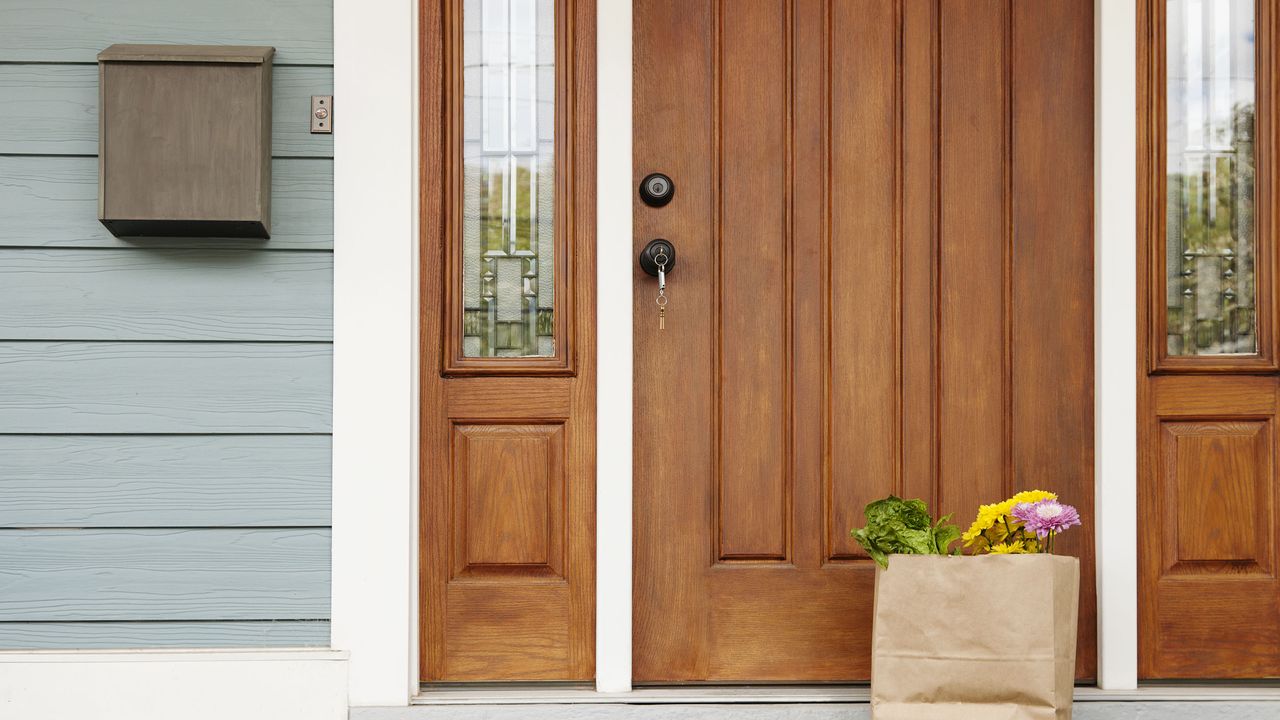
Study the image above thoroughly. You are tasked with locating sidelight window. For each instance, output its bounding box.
[461,0,556,358]
[1164,0,1258,356]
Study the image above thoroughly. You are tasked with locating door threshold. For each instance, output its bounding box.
[412,684,1280,706]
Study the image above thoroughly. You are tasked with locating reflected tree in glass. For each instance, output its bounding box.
[1166,0,1256,356]
[461,0,556,358]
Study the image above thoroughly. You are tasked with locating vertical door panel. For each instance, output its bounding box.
[717,0,792,561]
[936,0,1009,525]
[827,0,900,562]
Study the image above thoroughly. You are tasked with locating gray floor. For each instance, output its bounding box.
[353,701,1280,720]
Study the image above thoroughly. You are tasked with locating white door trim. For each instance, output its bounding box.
[1094,0,1139,690]
[330,0,420,706]
[596,0,635,695]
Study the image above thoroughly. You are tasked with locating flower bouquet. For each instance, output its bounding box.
[853,491,1082,720]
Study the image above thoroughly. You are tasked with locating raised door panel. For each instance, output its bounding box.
[452,423,565,576]
[1143,376,1280,676]
[826,0,901,563]
[714,0,791,563]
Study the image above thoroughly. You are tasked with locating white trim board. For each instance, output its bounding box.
[330,0,420,706]
[1093,0,1139,690]
[0,650,348,720]
[596,0,635,695]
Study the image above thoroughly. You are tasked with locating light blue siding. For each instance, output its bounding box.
[0,435,331,527]
[0,621,330,649]
[0,0,333,648]
[0,64,335,157]
[0,249,333,341]
[0,529,330,621]
[0,156,334,250]
[0,0,333,65]
[0,342,332,434]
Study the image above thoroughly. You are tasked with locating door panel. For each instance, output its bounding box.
[1144,376,1280,676]
[634,0,1094,682]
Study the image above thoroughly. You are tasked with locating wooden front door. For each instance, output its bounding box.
[633,0,1096,682]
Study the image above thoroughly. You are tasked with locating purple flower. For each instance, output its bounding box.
[1012,500,1081,538]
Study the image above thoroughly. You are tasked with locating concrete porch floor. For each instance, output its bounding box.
[350,686,1280,719]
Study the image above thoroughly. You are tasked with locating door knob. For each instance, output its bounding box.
[639,239,676,277]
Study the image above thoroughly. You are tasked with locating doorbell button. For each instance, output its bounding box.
[639,172,675,207]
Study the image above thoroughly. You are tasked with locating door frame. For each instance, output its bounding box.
[329,0,1141,702]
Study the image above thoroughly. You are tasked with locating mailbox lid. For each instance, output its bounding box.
[97,44,275,64]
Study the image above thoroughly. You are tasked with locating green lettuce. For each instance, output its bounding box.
[850,495,961,568]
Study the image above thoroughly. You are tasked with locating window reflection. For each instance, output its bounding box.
[1166,0,1256,356]
[462,0,555,358]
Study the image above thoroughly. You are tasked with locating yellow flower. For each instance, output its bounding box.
[963,490,1058,547]
[1009,489,1057,506]
[989,540,1027,554]
[962,503,1004,544]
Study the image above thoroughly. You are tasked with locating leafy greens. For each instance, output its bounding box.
[850,495,962,568]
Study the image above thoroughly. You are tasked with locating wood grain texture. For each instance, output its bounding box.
[442,583,571,680]
[826,0,900,561]
[715,0,791,562]
[420,0,596,682]
[1009,0,1097,678]
[635,0,1095,682]
[0,435,330,527]
[1138,0,1280,678]
[1162,422,1269,568]
[936,0,1008,527]
[0,620,329,649]
[0,64,334,158]
[0,248,331,341]
[0,342,331,433]
[0,0,333,65]
[0,156,333,249]
[0,528,330,621]
[453,424,565,573]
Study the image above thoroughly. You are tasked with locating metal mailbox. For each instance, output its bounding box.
[97,44,275,238]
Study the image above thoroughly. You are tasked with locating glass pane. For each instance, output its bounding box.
[462,0,555,358]
[1166,0,1257,356]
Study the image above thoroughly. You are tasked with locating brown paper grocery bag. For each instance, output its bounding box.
[871,554,1079,720]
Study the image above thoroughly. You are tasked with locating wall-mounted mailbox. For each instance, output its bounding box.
[98,44,275,238]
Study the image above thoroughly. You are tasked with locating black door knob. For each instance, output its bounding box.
[639,239,676,277]
[639,173,675,207]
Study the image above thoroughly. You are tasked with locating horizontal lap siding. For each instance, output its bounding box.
[0,156,333,249]
[0,249,333,341]
[0,0,333,649]
[0,65,335,157]
[0,621,330,649]
[0,529,330,621]
[0,0,332,65]
[0,435,331,527]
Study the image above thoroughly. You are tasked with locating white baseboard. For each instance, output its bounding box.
[0,649,348,720]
